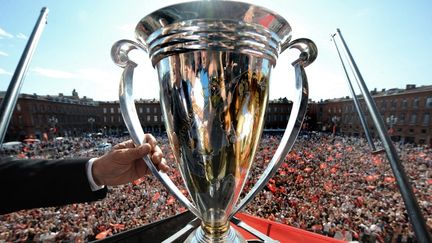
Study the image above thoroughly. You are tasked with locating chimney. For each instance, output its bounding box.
[406,84,416,90]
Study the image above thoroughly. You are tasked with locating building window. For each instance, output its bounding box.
[16,103,21,112]
[391,100,397,110]
[423,113,430,125]
[399,113,405,124]
[154,115,158,122]
[111,116,114,122]
[410,114,417,124]
[118,107,121,113]
[139,107,143,114]
[161,116,164,122]
[402,99,408,109]
[154,107,157,113]
[146,107,150,113]
[413,98,419,108]
[110,107,114,113]
[426,97,432,108]
[103,108,107,114]
[147,115,151,122]
[381,100,387,109]
[104,116,107,122]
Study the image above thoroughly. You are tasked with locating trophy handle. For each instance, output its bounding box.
[230,38,317,218]
[111,39,200,216]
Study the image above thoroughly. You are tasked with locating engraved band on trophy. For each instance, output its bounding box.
[111,1,317,242]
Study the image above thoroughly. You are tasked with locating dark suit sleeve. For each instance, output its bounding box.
[0,157,107,214]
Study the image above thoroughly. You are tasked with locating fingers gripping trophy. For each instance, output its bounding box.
[111,1,317,242]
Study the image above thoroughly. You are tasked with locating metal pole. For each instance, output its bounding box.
[0,7,49,145]
[331,34,377,151]
[336,28,431,243]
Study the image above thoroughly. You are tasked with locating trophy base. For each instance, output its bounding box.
[185,226,247,243]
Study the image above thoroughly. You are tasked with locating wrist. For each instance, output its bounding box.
[87,158,105,191]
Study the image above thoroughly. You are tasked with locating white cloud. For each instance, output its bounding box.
[0,27,14,39]
[16,33,28,40]
[0,68,12,75]
[31,67,117,84]
[0,51,8,56]
[32,67,75,79]
[76,68,116,83]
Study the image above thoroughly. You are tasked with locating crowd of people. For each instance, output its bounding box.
[0,132,431,242]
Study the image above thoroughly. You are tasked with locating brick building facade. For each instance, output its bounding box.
[1,90,99,141]
[317,85,432,145]
[3,84,429,145]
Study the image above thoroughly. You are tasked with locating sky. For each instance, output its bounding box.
[1,0,431,102]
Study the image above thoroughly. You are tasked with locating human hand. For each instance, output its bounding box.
[92,134,169,186]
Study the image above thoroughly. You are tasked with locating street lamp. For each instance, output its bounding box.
[48,116,58,138]
[88,117,95,133]
[331,115,340,136]
[386,115,398,135]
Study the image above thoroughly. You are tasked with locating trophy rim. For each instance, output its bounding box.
[135,0,292,49]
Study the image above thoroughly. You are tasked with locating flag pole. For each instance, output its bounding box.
[0,7,49,145]
[330,33,377,152]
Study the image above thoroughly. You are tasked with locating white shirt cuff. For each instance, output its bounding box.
[86,158,105,191]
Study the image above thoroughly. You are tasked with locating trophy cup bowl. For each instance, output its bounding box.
[111,1,317,242]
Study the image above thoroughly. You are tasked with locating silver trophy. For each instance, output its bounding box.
[111,1,317,242]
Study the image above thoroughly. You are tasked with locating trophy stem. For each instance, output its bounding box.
[185,223,246,243]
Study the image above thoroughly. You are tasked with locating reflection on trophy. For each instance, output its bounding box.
[111,1,317,242]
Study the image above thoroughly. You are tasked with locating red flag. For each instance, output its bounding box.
[330,167,338,174]
[304,167,313,173]
[295,175,304,184]
[310,194,319,203]
[356,196,364,206]
[133,177,144,186]
[109,223,125,230]
[366,185,376,190]
[167,196,176,205]
[372,156,383,166]
[96,229,111,240]
[152,192,160,202]
[319,163,327,170]
[324,182,333,192]
[267,183,277,193]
